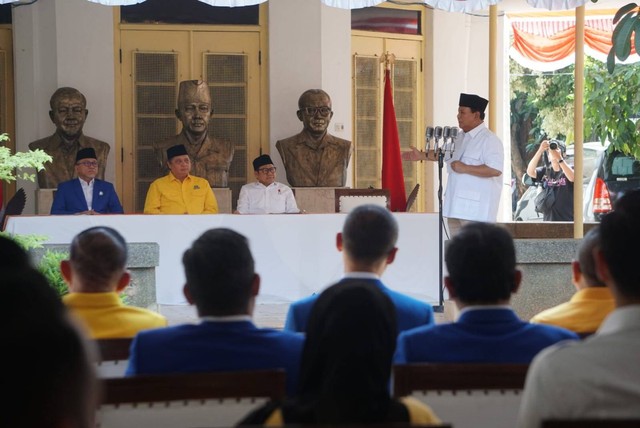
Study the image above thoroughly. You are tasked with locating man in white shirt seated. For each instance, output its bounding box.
[235,154,301,214]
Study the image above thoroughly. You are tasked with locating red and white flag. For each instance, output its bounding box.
[381,68,407,212]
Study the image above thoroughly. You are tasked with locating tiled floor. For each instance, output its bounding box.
[158,300,455,329]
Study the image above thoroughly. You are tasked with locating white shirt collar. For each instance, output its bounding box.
[199,315,253,323]
[343,272,380,280]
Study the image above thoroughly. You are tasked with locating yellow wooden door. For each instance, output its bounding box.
[0,25,15,199]
[120,29,261,212]
[352,34,423,211]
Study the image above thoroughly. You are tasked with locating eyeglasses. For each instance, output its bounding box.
[258,167,277,174]
[77,161,98,168]
[300,106,332,116]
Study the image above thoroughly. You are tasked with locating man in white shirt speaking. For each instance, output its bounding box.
[236,154,301,214]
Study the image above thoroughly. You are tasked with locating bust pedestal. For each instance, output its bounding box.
[292,187,342,213]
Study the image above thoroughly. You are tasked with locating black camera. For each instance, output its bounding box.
[549,140,559,150]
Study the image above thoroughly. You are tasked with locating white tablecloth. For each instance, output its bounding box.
[5,213,441,305]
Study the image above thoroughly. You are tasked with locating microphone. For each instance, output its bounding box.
[425,126,434,141]
[433,126,443,152]
[442,126,451,141]
[450,127,459,140]
[434,126,443,141]
[448,127,459,155]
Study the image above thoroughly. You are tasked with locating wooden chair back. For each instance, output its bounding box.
[393,363,529,428]
[96,369,286,428]
[335,188,390,213]
[543,420,640,428]
[94,338,133,378]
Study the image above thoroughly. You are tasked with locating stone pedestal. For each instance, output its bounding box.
[292,187,342,213]
[212,188,232,214]
[36,189,56,214]
[30,242,160,310]
[511,238,580,321]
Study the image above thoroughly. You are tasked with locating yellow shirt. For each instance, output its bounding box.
[63,292,167,339]
[264,397,441,426]
[143,172,218,214]
[530,287,615,333]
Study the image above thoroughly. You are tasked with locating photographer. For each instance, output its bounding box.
[526,139,575,221]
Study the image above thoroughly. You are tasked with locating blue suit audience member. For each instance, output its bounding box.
[395,222,578,364]
[284,204,434,334]
[239,280,441,426]
[2,266,98,428]
[518,189,640,428]
[51,147,123,215]
[126,228,304,395]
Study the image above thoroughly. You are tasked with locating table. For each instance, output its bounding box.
[6,213,440,305]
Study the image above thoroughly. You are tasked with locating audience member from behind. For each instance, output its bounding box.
[126,228,304,395]
[2,268,98,428]
[284,204,434,333]
[62,226,167,338]
[50,147,124,215]
[0,234,32,270]
[236,154,300,214]
[395,222,578,364]
[240,280,441,426]
[518,189,640,428]
[144,144,219,214]
[530,227,614,333]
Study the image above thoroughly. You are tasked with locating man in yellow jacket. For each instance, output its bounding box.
[144,144,218,214]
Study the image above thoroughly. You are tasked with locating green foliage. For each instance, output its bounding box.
[609,2,640,73]
[511,57,640,160]
[0,231,48,250]
[509,61,574,150]
[37,250,69,297]
[0,133,52,183]
[583,57,640,159]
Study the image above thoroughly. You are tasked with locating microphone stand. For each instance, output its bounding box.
[433,139,446,313]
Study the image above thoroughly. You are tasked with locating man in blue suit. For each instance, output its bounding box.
[395,222,578,364]
[284,204,435,334]
[50,147,123,215]
[126,228,304,395]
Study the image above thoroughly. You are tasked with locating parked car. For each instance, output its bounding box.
[583,149,640,221]
[514,141,609,222]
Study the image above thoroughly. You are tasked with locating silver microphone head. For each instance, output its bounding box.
[450,127,459,139]
[434,126,443,140]
[425,126,434,140]
[443,126,451,140]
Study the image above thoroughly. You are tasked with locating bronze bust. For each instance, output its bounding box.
[28,87,110,189]
[276,89,351,187]
[153,80,234,188]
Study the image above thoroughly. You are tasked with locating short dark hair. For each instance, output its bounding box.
[298,89,331,109]
[0,235,32,270]
[69,226,128,291]
[182,228,255,316]
[2,268,97,428]
[470,107,485,121]
[342,205,397,265]
[577,227,605,287]
[445,222,517,304]
[599,189,640,299]
[50,87,86,109]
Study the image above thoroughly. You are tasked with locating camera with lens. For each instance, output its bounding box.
[549,140,560,150]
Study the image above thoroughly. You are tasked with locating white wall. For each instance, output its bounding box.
[268,0,353,187]
[13,0,115,214]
